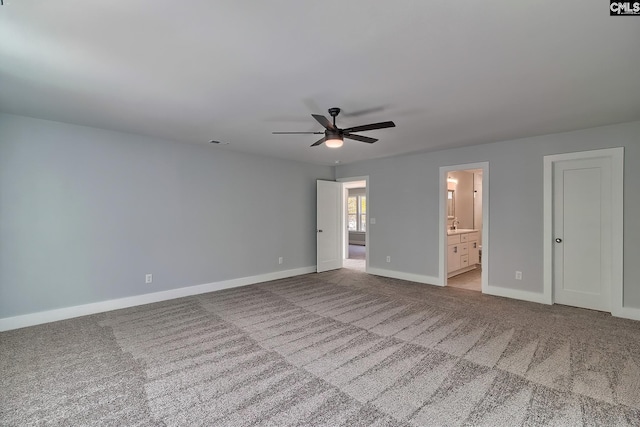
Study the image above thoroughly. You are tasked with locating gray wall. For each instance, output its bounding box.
[336,121,640,308]
[0,114,333,318]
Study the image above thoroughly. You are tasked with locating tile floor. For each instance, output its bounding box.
[447,267,481,291]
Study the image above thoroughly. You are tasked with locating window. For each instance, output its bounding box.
[348,195,366,232]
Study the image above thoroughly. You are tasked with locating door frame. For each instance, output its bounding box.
[543,147,624,314]
[439,162,489,291]
[337,175,369,273]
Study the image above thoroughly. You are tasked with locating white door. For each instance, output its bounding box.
[317,180,343,272]
[553,156,612,311]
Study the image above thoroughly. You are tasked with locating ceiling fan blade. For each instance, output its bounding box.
[311,114,335,130]
[344,134,378,144]
[310,136,326,147]
[343,121,396,133]
[272,131,324,134]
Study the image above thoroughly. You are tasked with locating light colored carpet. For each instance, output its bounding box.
[3,269,640,426]
[343,258,365,272]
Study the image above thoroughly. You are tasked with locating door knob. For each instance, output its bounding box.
[318,229,323,233]
[555,238,562,243]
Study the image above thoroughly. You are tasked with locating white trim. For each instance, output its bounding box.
[484,284,550,305]
[543,147,624,314]
[615,306,640,322]
[368,267,441,286]
[542,155,555,305]
[0,266,316,332]
[439,162,489,293]
[337,176,370,273]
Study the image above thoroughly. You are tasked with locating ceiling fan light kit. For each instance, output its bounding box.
[324,131,344,148]
[273,107,395,148]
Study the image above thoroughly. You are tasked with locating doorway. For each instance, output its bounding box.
[543,148,624,313]
[440,163,489,292]
[339,177,369,272]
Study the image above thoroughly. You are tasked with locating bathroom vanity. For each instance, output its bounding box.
[447,229,480,277]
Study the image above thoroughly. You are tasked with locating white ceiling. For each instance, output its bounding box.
[1,1,639,166]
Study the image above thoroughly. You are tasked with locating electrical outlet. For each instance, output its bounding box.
[515,271,522,280]
[386,256,391,263]
[278,257,283,265]
[145,273,153,284]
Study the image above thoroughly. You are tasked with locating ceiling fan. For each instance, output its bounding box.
[272,107,395,148]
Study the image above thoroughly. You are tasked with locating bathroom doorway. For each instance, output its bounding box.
[440,163,488,292]
[339,178,368,272]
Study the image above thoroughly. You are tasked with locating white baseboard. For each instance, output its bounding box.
[367,267,442,287]
[0,266,316,332]
[613,305,640,321]
[6,266,636,332]
[486,285,640,322]
[484,284,552,305]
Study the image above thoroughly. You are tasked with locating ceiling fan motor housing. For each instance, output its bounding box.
[326,129,342,139]
[328,107,341,118]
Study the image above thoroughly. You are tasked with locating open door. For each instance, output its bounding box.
[317,180,343,272]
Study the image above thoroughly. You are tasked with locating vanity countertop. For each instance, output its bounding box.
[447,229,477,235]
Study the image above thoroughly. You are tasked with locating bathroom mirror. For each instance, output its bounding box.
[447,190,455,218]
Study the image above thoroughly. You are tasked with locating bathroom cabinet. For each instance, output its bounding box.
[447,230,480,277]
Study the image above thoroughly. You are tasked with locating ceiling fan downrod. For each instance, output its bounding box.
[328,107,341,127]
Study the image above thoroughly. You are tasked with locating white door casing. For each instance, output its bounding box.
[317,180,343,273]
[543,147,624,314]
